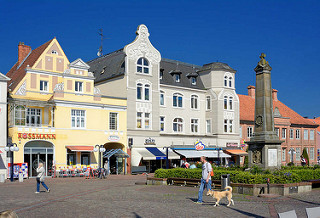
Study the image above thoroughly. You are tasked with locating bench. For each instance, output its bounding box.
[131,166,147,175]
[168,178,221,188]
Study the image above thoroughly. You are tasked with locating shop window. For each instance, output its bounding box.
[71,109,85,128]
[40,80,48,92]
[81,152,90,165]
[67,150,76,165]
[109,112,118,130]
[191,119,198,133]
[75,81,83,93]
[26,108,41,127]
[137,57,149,74]
[191,95,198,109]
[15,105,26,126]
[173,118,183,132]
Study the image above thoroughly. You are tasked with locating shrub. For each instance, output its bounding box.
[302,148,309,166]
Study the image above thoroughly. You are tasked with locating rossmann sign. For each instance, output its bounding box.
[18,133,56,140]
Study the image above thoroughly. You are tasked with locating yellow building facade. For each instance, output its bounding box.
[7,39,127,177]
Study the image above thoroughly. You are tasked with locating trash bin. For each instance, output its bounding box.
[221,174,230,190]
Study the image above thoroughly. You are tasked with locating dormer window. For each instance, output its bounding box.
[160,69,164,80]
[51,50,58,55]
[191,77,197,85]
[175,74,180,82]
[137,57,149,74]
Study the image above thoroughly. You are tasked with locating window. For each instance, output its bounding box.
[191,95,198,109]
[310,130,314,140]
[206,96,211,110]
[145,113,150,129]
[296,129,300,139]
[191,119,199,133]
[137,57,149,74]
[282,128,286,139]
[137,112,142,128]
[81,152,90,165]
[282,148,286,162]
[40,80,48,92]
[160,116,165,131]
[71,109,85,128]
[224,76,228,87]
[229,97,233,110]
[304,130,308,140]
[15,105,26,126]
[310,147,314,160]
[224,96,228,109]
[239,126,242,138]
[290,129,294,139]
[275,128,279,137]
[247,127,253,138]
[160,70,163,79]
[109,112,118,130]
[206,120,211,133]
[137,83,142,100]
[51,50,58,54]
[224,120,228,133]
[295,148,301,161]
[160,91,165,106]
[67,150,76,165]
[144,84,150,101]
[229,120,233,133]
[173,118,183,132]
[26,108,41,127]
[191,77,197,85]
[229,77,232,87]
[75,81,83,93]
[173,93,183,108]
[175,74,180,82]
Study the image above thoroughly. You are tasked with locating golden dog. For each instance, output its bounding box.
[206,186,234,207]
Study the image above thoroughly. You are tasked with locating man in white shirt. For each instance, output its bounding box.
[195,156,212,204]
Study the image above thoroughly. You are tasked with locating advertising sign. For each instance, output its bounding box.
[195,141,205,150]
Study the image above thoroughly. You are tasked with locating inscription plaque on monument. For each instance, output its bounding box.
[268,149,277,167]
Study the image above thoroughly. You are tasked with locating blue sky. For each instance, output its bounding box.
[1,0,319,118]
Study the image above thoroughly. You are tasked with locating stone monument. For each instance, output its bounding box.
[247,53,283,169]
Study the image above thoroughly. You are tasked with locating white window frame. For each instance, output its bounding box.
[137,57,150,74]
[136,112,142,129]
[224,76,228,87]
[206,96,211,110]
[229,120,233,133]
[136,81,152,102]
[175,74,181,82]
[229,97,233,110]
[224,96,228,110]
[191,118,199,133]
[296,129,300,139]
[71,109,86,129]
[247,126,253,138]
[206,119,211,134]
[282,128,286,139]
[310,130,314,140]
[26,108,42,127]
[173,118,183,133]
[173,93,183,108]
[160,91,165,106]
[137,83,143,100]
[144,84,150,101]
[191,95,198,109]
[40,80,49,92]
[304,130,308,140]
[295,147,301,161]
[160,116,165,132]
[145,113,151,130]
[75,81,83,93]
[224,119,228,133]
[14,105,26,126]
[290,129,294,139]
[136,112,151,130]
[191,77,197,85]
[229,77,232,88]
[282,148,286,162]
[275,128,279,137]
[310,147,314,160]
[109,112,118,130]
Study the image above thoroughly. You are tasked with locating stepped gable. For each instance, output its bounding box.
[238,94,317,127]
[160,58,205,90]
[87,49,125,84]
[6,39,53,90]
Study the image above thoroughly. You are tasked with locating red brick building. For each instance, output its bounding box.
[239,86,318,166]
[307,117,320,163]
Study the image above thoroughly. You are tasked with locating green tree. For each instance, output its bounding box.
[302,148,309,166]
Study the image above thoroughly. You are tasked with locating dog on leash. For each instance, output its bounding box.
[206,186,234,207]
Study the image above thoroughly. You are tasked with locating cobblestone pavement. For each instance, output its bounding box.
[0,175,319,218]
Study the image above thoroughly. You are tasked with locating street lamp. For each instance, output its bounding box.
[93,145,106,178]
[4,142,19,182]
[288,148,296,164]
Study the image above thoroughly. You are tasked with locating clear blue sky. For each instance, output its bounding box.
[1,0,319,118]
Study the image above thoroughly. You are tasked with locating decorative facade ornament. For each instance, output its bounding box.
[124,24,161,64]
[252,149,262,164]
[54,83,64,92]
[15,81,26,96]
[94,87,101,95]
[88,71,94,77]
[63,69,71,74]
[254,53,272,72]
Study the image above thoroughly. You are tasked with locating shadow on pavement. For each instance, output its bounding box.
[288,197,320,206]
[227,207,265,218]
[132,212,142,218]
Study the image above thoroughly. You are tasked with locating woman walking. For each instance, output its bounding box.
[35,163,50,194]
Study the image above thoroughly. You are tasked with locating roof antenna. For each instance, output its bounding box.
[97,28,104,57]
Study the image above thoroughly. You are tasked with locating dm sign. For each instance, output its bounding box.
[195,141,205,150]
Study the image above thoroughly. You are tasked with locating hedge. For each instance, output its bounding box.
[154,167,320,184]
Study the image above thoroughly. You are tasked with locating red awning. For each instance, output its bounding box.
[0,150,2,153]
[66,146,94,152]
[225,149,248,156]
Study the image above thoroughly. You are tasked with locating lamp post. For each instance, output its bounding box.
[288,148,296,164]
[5,142,19,182]
[93,145,106,178]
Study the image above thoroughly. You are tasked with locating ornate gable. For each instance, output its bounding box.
[69,58,90,70]
[124,24,161,64]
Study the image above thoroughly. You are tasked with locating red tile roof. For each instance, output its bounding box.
[6,39,53,90]
[307,118,320,131]
[238,94,317,126]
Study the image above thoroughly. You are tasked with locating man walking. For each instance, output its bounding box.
[195,156,212,204]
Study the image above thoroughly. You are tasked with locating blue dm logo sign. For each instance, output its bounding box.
[195,141,205,150]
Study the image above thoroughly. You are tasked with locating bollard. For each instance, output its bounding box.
[267,178,270,194]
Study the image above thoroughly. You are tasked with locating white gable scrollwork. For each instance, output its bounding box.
[15,81,26,96]
[94,87,101,95]
[54,82,64,92]
[63,69,71,74]
[88,72,94,77]
[124,24,161,64]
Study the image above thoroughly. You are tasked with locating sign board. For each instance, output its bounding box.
[195,141,205,150]
[18,133,56,140]
[268,149,278,167]
[108,135,120,142]
[226,143,239,147]
[144,138,156,145]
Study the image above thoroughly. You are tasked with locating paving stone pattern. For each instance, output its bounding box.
[0,175,319,218]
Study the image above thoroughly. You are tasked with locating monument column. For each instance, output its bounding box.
[247,53,283,169]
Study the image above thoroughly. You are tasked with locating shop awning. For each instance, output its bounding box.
[103,149,130,158]
[135,147,166,160]
[174,150,231,158]
[225,149,248,156]
[66,146,94,152]
[160,148,180,160]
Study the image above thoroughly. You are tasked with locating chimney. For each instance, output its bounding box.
[272,89,278,101]
[18,42,31,65]
[247,85,255,98]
